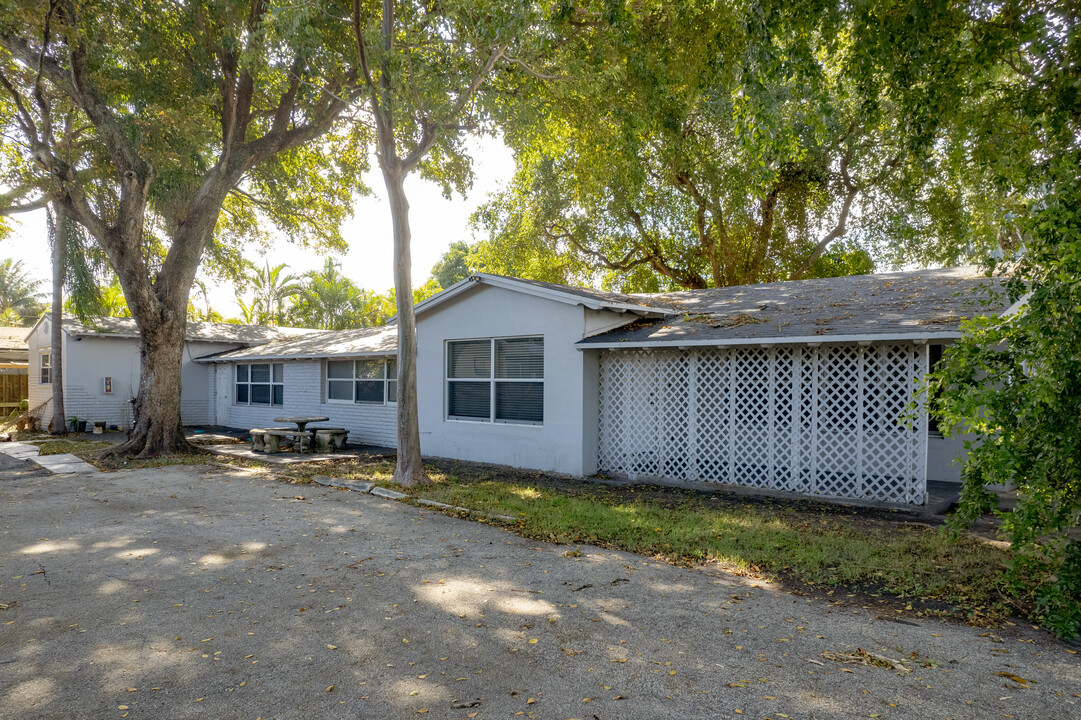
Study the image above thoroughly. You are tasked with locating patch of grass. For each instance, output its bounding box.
[16,429,53,441]
[391,469,1014,623]
[34,439,114,457]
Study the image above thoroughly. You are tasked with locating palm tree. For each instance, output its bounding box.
[0,258,45,326]
[66,278,129,317]
[251,262,302,326]
[48,204,111,433]
[290,258,366,330]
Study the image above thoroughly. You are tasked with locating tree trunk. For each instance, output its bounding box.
[103,310,194,457]
[384,169,431,487]
[49,205,66,434]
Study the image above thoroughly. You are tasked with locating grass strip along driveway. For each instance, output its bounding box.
[55,436,1016,627]
[397,467,1012,624]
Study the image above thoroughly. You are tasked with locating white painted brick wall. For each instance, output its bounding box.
[217,360,397,448]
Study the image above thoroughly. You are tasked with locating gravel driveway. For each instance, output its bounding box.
[1,461,1078,719]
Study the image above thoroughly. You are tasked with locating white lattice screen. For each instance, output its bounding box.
[598,343,929,505]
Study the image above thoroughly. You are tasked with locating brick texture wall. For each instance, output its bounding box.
[216,360,397,448]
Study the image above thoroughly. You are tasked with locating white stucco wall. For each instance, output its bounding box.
[927,433,968,484]
[26,318,238,429]
[212,360,397,447]
[415,284,622,476]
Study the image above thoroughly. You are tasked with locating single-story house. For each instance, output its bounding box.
[0,326,29,414]
[25,315,322,430]
[0,326,29,364]
[29,267,1008,506]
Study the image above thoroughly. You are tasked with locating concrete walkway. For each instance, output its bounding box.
[0,441,98,474]
[0,464,1077,720]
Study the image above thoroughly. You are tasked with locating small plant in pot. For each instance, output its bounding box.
[66,416,87,433]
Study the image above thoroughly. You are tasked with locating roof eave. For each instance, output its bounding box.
[411,274,667,318]
[576,331,965,350]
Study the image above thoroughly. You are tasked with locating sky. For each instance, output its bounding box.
[2,136,517,317]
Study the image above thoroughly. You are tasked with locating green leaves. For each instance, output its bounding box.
[927,0,1081,637]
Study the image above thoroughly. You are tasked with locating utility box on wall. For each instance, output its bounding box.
[103,377,113,395]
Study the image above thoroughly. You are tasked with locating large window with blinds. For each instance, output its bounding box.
[446,337,544,424]
[326,358,397,404]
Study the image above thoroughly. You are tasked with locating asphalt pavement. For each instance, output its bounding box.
[1,460,1078,719]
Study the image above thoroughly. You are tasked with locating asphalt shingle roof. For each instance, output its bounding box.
[59,315,320,345]
[194,326,397,362]
[0,327,28,351]
[579,266,1008,347]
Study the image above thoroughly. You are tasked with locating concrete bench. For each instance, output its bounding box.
[250,427,292,452]
[311,427,350,452]
[252,428,312,454]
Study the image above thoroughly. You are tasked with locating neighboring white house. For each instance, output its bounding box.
[25,315,320,430]
[35,267,1007,506]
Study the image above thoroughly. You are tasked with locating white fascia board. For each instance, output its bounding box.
[576,331,964,350]
[1000,291,1031,318]
[24,313,48,343]
[411,273,664,318]
[478,274,663,314]
[409,275,482,319]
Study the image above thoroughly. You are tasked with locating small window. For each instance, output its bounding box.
[446,337,543,424]
[324,358,396,405]
[235,363,284,406]
[40,353,51,385]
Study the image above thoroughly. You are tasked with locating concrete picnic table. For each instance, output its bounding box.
[274,416,329,433]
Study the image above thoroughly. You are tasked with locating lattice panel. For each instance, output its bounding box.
[598,343,928,505]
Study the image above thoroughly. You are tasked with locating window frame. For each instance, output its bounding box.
[234,362,284,407]
[445,336,544,426]
[39,352,51,385]
[325,358,397,406]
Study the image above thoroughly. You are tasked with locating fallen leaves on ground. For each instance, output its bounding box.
[821,648,911,675]
[995,672,1036,687]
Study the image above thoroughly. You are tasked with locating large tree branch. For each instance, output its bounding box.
[504,55,563,81]
[269,57,303,136]
[32,0,61,149]
[787,183,859,281]
[0,69,41,142]
[0,33,75,97]
[400,41,507,174]
[0,195,49,216]
[353,0,397,172]
[232,0,265,143]
[542,223,652,273]
[671,169,728,240]
[751,186,780,278]
[53,187,111,251]
[787,147,903,281]
[55,1,147,178]
[627,209,708,289]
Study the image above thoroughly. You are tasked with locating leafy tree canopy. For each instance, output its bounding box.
[0,0,368,454]
[925,0,1081,639]
[430,240,473,288]
[475,0,1005,292]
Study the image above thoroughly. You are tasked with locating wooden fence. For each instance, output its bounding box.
[0,363,29,413]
